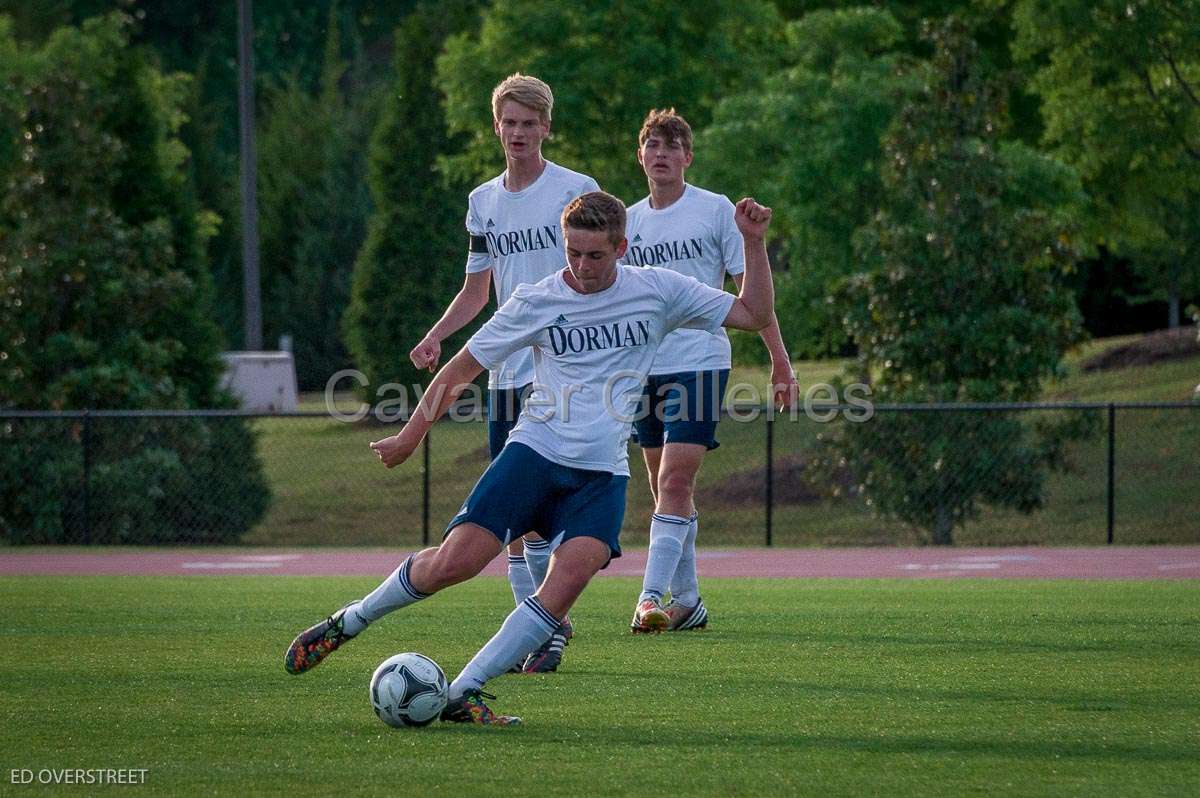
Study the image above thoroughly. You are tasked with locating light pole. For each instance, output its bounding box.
[238,0,262,350]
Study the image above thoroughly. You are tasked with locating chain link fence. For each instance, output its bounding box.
[2,404,1197,547]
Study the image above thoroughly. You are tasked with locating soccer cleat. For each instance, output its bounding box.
[666,597,708,631]
[522,622,570,673]
[440,689,521,726]
[284,603,360,675]
[630,597,670,634]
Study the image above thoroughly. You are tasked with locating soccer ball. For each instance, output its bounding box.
[369,652,448,728]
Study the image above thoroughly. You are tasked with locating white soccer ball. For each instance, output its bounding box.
[369,652,448,728]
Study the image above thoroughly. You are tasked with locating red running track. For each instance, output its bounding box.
[0,546,1198,579]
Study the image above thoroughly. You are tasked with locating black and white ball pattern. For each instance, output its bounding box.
[369,652,448,727]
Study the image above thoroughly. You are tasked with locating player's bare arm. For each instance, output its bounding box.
[372,347,485,467]
[410,271,493,372]
[732,272,799,409]
[722,198,774,332]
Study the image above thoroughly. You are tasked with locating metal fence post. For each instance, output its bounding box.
[82,410,92,545]
[1107,404,1115,545]
[765,414,774,547]
[422,428,431,547]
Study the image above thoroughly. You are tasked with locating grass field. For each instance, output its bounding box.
[4,576,1198,796]
[241,336,1200,548]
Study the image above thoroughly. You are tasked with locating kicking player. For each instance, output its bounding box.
[284,191,776,725]
[624,109,798,634]
[408,73,598,673]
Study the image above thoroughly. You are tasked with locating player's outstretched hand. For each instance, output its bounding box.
[734,197,772,239]
[409,336,441,372]
[370,434,416,468]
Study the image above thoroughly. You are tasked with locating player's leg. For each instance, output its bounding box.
[634,441,705,631]
[444,465,626,723]
[284,524,500,675]
[629,379,673,630]
[284,443,546,675]
[490,387,538,605]
[663,370,726,629]
[519,529,574,673]
[448,538,610,705]
[633,370,726,632]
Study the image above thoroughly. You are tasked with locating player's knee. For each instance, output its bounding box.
[658,469,696,505]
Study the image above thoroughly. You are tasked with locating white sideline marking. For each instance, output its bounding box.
[1157,562,1200,571]
[181,562,284,570]
[900,562,1002,571]
[954,555,1038,563]
[234,554,304,562]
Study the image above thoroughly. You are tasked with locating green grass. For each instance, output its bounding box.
[3,576,1198,796]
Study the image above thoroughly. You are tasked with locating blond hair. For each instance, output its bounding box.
[491,73,554,123]
[561,191,626,246]
[638,108,693,153]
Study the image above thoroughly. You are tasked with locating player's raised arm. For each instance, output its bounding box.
[721,198,774,332]
[371,347,485,468]
[410,270,493,372]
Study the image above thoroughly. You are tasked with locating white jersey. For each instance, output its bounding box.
[467,265,735,476]
[622,184,745,374]
[466,160,600,388]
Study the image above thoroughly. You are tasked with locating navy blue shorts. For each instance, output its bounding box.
[632,369,730,450]
[445,443,628,563]
[487,384,532,460]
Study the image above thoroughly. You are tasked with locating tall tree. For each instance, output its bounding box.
[435,0,784,203]
[0,13,268,543]
[1013,0,1200,327]
[697,7,917,360]
[257,4,374,387]
[832,18,1091,544]
[343,0,483,398]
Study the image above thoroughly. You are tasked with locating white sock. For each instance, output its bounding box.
[523,536,551,588]
[344,555,428,635]
[507,554,536,605]
[639,513,691,602]
[449,596,559,699]
[670,513,700,606]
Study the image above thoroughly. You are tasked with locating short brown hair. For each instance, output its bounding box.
[491,73,553,123]
[638,108,693,152]
[561,191,626,246]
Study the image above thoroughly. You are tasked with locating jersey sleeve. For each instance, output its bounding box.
[466,292,541,369]
[656,269,737,334]
[465,198,492,274]
[582,174,601,193]
[718,195,746,276]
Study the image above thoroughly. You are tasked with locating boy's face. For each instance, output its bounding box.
[637,133,693,187]
[563,226,627,294]
[494,100,550,161]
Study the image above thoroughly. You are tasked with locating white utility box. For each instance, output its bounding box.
[220,351,299,412]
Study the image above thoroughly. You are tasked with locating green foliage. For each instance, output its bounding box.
[257,6,375,388]
[698,8,917,361]
[831,18,1091,543]
[435,0,784,202]
[343,0,483,396]
[1013,0,1200,326]
[0,12,268,543]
